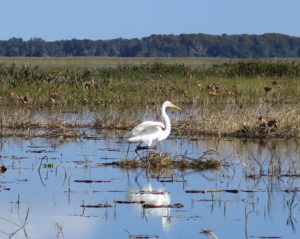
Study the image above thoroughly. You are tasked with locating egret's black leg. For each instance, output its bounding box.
[137,145,149,150]
[136,145,157,150]
[134,146,144,160]
[125,144,130,160]
[134,143,158,161]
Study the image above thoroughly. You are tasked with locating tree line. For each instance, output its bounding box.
[1,33,300,58]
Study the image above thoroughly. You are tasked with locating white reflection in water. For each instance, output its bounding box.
[128,183,177,231]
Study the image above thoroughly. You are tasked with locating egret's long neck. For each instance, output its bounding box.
[162,105,171,137]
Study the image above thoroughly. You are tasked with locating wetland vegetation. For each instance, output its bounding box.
[0,57,300,138]
[0,57,300,239]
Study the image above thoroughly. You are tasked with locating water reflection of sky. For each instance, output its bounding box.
[0,135,300,239]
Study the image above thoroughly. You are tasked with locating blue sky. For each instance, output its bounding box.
[1,0,300,41]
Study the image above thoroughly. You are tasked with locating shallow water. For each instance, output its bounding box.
[0,133,300,239]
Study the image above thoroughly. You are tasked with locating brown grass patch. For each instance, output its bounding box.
[111,151,223,171]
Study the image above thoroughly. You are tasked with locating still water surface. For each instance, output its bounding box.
[0,133,299,239]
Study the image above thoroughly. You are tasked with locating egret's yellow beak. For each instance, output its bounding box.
[171,104,181,110]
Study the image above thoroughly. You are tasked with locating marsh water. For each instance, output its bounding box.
[0,108,300,239]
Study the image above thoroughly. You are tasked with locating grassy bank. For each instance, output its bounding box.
[0,58,299,138]
[1,60,300,106]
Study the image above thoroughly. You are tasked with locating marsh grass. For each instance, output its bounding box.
[0,59,299,138]
[174,102,300,138]
[0,107,89,138]
[0,101,299,139]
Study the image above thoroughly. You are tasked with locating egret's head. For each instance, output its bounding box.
[163,101,181,110]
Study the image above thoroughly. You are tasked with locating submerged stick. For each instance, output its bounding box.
[142,203,183,209]
[74,180,111,183]
[80,204,112,208]
[185,189,239,194]
[114,200,145,204]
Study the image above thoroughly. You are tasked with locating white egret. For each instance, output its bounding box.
[128,101,181,148]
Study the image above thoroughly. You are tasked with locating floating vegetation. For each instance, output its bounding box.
[124,229,159,239]
[117,158,142,169]
[159,179,187,183]
[252,236,283,238]
[185,188,300,193]
[283,188,300,193]
[185,189,239,194]
[0,155,28,160]
[74,180,111,183]
[42,163,55,168]
[26,149,56,154]
[102,150,223,171]
[114,200,145,204]
[130,190,164,195]
[92,190,127,193]
[142,203,184,209]
[0,165,7,173]
[80,203,112,208]
[246,173,300,179]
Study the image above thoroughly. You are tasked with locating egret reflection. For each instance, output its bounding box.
[128,183,177,230]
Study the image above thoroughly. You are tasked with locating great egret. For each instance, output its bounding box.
[128,101,181,148]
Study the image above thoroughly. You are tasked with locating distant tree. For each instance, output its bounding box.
[26,38,47,56]
[0,41,5,55]
[5,38,26,56]
[1,33,300,58]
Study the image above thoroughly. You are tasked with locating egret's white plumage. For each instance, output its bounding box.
[128,101,181,147]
